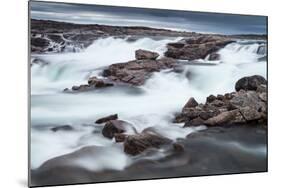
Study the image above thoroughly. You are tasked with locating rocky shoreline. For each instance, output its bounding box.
[30,19,266,54]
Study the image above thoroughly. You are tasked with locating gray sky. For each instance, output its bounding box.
[30,1,267,34]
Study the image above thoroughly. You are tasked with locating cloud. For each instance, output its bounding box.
[30,1,267,34]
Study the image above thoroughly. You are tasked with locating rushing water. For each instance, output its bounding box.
[30,37,267,170]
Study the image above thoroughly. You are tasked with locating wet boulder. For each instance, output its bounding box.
[95,114,118,124]
[124,133,172,155]
[135,49,159,60]
[235,75,267,92]
[88,76,114,88]
[102,120,137,139]
[204,110,242,126]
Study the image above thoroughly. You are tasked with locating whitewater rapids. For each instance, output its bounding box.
[30,37,267,170]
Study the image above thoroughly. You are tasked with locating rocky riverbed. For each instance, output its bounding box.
[30,19,267,187]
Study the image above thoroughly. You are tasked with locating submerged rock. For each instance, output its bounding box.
[135,49,159,60]
[124,133,172,155]
[95,114,118,124]
[51,125,74,132]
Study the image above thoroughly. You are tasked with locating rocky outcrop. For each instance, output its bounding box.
[135,49,159,60]
[174,75,267,127]
[63,77,114,92]
[235,75,267,92]
[102,120,137,139]
[123,133,172,155]
[164,36,234,60]
[103,55,177,86]
[95,114,118,124]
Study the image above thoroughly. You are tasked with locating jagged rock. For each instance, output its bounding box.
[239,107,262,121]
[103,57,177,86]
[164,36,233,60]
[123,133,172,155]
[235,75,267,92]
[204,110,241,126]
[51,125,74,132]
[174,75,267,127]
[135,49,159,60]
[95,114,118,124]
[206,94,217,103]
[102,120,137,139]
[183,97,199,108]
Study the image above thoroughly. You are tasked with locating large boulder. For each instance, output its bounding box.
[102,120,137,139]
[123,133,172,155]
[164,36,233,60]
[135,49,159,60]
[235,75,267,92]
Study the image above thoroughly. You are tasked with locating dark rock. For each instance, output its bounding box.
[257,45,266,55]
[102,120,137,139]
[88,76,114,88]
[71,86,80,91]
[208,53,220,61]
[51,125,73,132]
[173,113,190,123]
[235,75,267,92]
[102,57,177,86]
[114,133,127,143]
[217,94,224,101]
[206,95,216,103]
[124,133,172,155]
[167,42,185,48]
[204,110,241,126]
[135,49,159,60]
[175,75,267,127]
[183,97,199,108]
[71,84,90,91]
[95,114,118,124]
[172,143,185,152]
[31,37,50,52]
[164,36,233,60]
[184,117,205,127]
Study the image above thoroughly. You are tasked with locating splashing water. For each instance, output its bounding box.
[30,37,267,170]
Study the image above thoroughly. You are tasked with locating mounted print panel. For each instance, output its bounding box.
[29,1,268,187]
